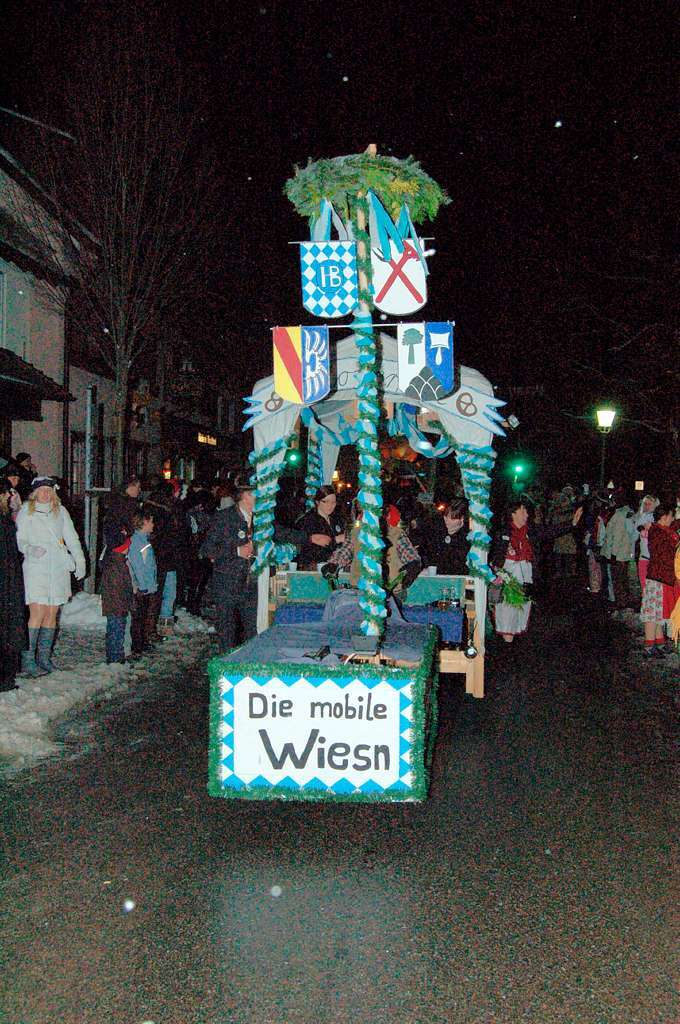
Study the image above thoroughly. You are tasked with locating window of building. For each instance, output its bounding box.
[176,456,195,482]
[70,431,85,497]
[126,442,149,481]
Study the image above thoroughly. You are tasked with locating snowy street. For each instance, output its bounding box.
[0,593,213,770]
[0,589,677,1024]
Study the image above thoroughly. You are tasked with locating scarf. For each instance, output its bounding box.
[507,523,534,563]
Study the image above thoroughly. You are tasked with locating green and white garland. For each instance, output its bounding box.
[454,441,497,585]
[274,543,297,567]
[304,430,324,509]
[350,309,386,635]
[249,434,296,576]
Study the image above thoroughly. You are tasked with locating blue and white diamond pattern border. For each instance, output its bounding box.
[218,671,414,796]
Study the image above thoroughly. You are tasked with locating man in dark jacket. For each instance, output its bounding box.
[13,452,35,501]
[0,480,26,689]
[200,476,257,651]
[105,477,142,534]
[415,500,470,576]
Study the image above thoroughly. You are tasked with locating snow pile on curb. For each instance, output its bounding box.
[0,596,214,772]
[59,591,107,630]
[58,591,213,636]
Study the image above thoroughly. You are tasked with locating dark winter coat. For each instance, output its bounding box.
[100,551,133,616]
[0,512,26,654]
[147,496,189,574]
[199,505,257,595]
[100,514,133,617]
[416,512,470,576]
[104,492,140,535]
[16,466,34,501]
[298,509,346,569]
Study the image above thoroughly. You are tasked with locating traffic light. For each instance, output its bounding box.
[504,453,534,491]
[285,448,302,467]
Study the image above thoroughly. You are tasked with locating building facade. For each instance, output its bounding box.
[0,159,71,475]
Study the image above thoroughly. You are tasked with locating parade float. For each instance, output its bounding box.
[208,149,505,803]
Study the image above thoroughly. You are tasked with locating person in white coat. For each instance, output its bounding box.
[15,476,86,676]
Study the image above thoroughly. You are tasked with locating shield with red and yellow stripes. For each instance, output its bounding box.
[273,326,330,406]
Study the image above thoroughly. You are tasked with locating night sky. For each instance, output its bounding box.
[2,1,677,487]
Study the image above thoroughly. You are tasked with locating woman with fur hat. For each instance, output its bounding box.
[15,476,86,676]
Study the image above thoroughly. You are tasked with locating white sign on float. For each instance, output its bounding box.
[223,675,407,792]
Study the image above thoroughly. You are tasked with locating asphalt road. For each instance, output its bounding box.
[1,594,678,1024]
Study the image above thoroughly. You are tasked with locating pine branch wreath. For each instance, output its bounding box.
[285,153,449,224]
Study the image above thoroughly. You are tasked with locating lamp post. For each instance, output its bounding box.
[595,407,617,488]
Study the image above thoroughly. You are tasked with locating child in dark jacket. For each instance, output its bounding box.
[100,514,133,664]
[127,508,157,656]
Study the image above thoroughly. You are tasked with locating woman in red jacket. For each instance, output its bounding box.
[639,502,680,658]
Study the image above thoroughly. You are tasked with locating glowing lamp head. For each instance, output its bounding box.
[596,408,617,432]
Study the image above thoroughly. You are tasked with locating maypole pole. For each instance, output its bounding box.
[285,146,449,647]
[349,146,387,643]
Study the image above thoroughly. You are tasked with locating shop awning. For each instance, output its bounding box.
[0,347,72,420]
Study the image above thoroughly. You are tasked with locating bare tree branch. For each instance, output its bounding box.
[7,23,225,480]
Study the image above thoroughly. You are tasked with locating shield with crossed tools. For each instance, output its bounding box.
[371,239,429,316]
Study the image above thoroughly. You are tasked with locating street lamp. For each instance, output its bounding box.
[595,407,617,488]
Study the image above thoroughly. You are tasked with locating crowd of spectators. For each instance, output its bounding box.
[1,452,678,688]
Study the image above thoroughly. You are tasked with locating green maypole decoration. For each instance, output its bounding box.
[304,431,324,509]
[454,441,497,584]
[285,152,449,225]
[249,434,296,576]
[347,187,386,638]
[286,149,449,640]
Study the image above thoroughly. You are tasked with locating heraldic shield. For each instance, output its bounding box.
[397,322,455,400]
[300,241,359,318]
[273,326,330,405]
[372,238,428,316]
